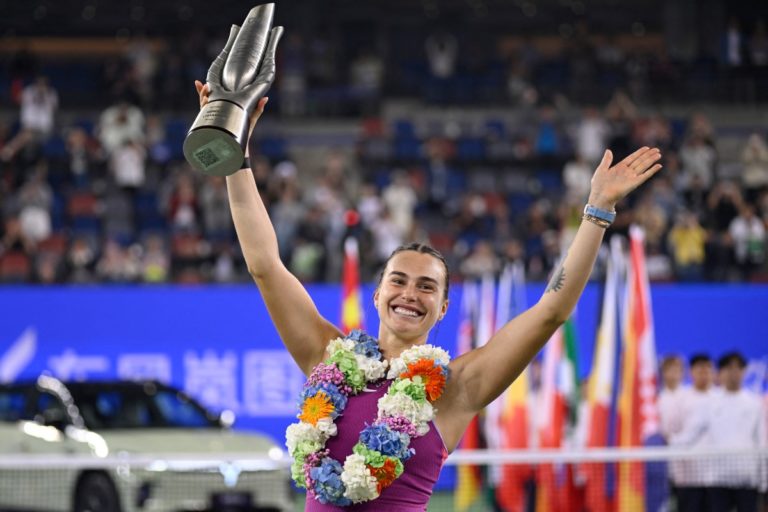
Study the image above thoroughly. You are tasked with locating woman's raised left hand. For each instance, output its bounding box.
[588,146,662,210]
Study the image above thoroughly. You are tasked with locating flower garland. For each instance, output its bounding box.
[286,330,450,505]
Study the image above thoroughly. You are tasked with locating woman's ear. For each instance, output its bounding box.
[373,289,379,309]
[439,299,449,320]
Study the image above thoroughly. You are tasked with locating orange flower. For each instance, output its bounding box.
[399,359,447,402]
[368,459,399,493]
[299,391,334,426]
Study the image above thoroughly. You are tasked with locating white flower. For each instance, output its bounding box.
[341,454,379,502]
[355,353,388,381]
[402,344,450,365]
[386,358,407,379]
[286,421,330,454]
[327,337,356,356]
[315,417,338,438]
[377,392,434,435]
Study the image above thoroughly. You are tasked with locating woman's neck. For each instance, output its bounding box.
[377,329,428,360]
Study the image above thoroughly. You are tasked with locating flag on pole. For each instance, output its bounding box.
[561,317,581,512]
[496,262,532,512]
[474,273,501,507]
[584,236,624,512]
[535,315,580,512]
[341,237,364,334]
[476,273,501,502]
[455,281,483,512]
[617,226,661,511]
[536,325,565,512]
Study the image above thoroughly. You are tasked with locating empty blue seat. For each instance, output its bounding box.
[393,120,416,139]
[43,135,67,159]
[485,119,506,139]
[457,137,486,161]
[165,118,190,161]
[394,137,421,160]
[258,136,287,160]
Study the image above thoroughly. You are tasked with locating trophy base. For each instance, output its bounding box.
[183,100,249,176]
[184,128,245,177]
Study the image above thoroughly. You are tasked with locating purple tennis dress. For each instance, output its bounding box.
[304,379,449,512]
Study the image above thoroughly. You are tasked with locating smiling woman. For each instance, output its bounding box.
[195,29,663,509]
[374,245,450,350]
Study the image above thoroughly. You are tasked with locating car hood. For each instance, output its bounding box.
[95,428,279,455]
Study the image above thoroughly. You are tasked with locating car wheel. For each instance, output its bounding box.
[73,472,121,512]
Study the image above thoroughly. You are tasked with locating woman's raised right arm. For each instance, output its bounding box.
[198,85,342,375]
[226,164,342,375]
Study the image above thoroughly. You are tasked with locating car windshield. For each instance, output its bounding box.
[68,384,219,430]
[0,389,30,422]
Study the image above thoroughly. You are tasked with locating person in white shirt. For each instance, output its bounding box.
[98,101,145,155]
[671,354,716,512]
[673,352,767,512]
[0,75,59,162]
[728,204,766,279]
[658,355,686,440]
[20,75,58,137]
[709,352,767,512]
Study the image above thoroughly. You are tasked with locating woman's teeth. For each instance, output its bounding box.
[394,306,419,317]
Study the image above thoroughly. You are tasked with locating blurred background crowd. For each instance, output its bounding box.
[1,0,767,285]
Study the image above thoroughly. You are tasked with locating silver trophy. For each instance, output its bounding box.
[183,4,283,176]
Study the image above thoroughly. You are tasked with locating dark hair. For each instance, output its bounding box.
[660,355,682,370]
[376,243,450,301]
[689,353,712,367]
[717,351,747,370]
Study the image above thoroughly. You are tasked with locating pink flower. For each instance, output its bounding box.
[380,416,418,437]
[307,363,353,395]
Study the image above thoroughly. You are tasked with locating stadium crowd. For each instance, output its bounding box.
[1,17,767,285]
[0,81,767,285]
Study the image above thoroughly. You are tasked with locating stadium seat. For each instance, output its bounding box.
[42,135,67,159]
[257,136,287,160]
[457,137,486,161]
[394,138,422,160]
[485,119,507,139]
[165,118,190,161]
[393,120,416,139]
[67,192,99,217]
[37,234,69,257]
[71,216,101,232]
[536,169,563,192]
[0,251,32,282]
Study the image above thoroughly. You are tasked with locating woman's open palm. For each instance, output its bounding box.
[590,146,662,207]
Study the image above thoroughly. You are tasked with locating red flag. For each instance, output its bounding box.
[536,320,580,512]
[617,226,660,511]
[341,237,364,334]
[496,262,532,512]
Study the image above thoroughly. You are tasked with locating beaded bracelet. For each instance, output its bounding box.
[582,213,612,229]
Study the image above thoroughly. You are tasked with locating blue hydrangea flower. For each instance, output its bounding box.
[347,330,382,359]
[360,423,413,461]
[300,384,348,418]
[310,458,351,506]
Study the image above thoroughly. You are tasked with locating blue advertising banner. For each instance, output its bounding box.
[1,283,767,446]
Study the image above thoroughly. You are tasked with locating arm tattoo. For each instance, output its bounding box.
[545,264,566,293]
